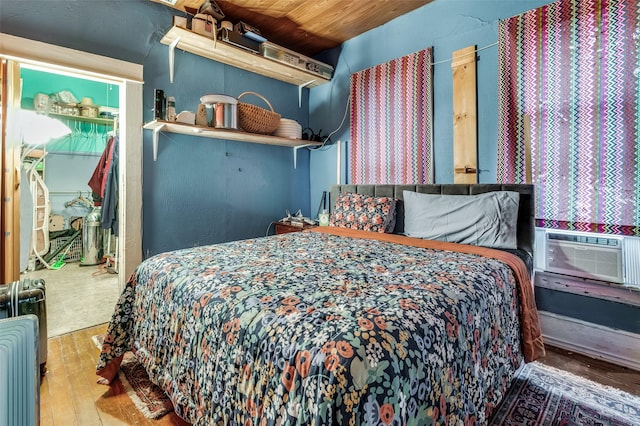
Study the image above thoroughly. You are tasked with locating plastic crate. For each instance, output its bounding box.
[50,234,83,262]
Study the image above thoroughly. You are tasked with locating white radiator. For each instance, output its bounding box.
[0,315,39,426]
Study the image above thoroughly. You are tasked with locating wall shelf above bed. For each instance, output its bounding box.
[143,120,320,167]
[160,26,331,88]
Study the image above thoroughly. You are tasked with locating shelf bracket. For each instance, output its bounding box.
[293,144,314,169]
[169,36,182,83]
[153,124,166,161]
[298,80,315,108]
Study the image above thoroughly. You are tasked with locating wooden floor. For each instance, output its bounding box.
[41,323,639,425]
[40,323,188,426]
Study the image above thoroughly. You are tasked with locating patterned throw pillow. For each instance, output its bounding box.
[330,192,397,233]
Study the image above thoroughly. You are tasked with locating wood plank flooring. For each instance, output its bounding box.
[40,323,639,425]
[537,345,640,396]
[40,323,188,426]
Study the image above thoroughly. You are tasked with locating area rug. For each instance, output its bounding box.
[490,361,640,425]
[93,335,174,419]
[94,334,639,425]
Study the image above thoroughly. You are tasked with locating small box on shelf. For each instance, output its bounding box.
[260,41,334,80]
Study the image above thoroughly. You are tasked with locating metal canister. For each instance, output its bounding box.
[212,102,238,129]
[80,207,103,266]
[200,94,238,129]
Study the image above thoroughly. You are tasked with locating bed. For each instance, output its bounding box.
[97,183,544,425]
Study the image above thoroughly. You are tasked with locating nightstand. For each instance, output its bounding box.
[273,220,318,235]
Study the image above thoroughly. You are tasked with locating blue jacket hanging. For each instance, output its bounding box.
[101,136,118,236]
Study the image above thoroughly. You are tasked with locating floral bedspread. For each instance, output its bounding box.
[97,228,528,425]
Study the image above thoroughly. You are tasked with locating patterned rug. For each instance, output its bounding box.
[490,361,640,425]
[93,335,173,419]
[94,334,639,424]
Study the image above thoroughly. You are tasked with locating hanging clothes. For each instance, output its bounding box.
[88,136,115,205]
[101,136,119,236]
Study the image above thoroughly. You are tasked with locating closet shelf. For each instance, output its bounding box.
[143,120,320,166]
[49,112,114,126]
[160,26,330,88]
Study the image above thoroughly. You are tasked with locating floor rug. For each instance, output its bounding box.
[490,361,640,425]
[93,335,174,419]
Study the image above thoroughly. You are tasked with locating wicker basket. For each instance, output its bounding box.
[237,91,281,134]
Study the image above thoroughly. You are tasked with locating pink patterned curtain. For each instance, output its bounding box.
[497,0,640,236]
[350,48,433,184]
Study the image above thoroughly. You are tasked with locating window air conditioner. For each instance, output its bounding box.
[544,231,624,283]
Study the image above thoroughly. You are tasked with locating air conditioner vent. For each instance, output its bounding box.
[545,232,623,283]
[547,232,620,247]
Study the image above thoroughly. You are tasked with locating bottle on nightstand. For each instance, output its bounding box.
[319,209,330,226]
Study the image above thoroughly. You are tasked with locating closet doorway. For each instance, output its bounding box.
[0,34,143,337]
[22,66,122,336]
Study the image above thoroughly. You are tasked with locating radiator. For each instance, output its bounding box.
[0,315,40,426]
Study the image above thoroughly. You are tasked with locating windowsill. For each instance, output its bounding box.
[534,270,640,307]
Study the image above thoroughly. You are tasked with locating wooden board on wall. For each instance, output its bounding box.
[452,45,477,184]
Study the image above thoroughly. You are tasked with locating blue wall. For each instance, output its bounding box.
[0,0,311,257]
[140,51,311,255]
[308,0,555,215]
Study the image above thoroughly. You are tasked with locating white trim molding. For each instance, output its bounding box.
[539,310,640,372]
[0,33,143,83]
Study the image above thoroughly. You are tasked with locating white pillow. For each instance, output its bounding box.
[403,190,520,249]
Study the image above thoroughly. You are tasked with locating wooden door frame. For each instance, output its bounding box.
[0,60,22,283]
[0,34,143,288]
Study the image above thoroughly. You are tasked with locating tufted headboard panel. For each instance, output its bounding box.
[330,184,535,256]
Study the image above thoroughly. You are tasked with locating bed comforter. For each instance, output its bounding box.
[97,227,544,425]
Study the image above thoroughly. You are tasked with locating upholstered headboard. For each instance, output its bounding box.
[330,184,535,256]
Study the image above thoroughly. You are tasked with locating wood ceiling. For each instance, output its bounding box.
[152,0,433,56]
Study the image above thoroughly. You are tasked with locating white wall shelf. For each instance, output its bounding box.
[160,26,331,88]
[143,120,319,167]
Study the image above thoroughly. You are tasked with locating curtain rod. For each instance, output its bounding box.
[430,41,498,66]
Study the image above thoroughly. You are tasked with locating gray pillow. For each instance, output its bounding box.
[403,190,520,249]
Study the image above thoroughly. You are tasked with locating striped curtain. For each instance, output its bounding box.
[350,48,433,184]
[497,0,640,236]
